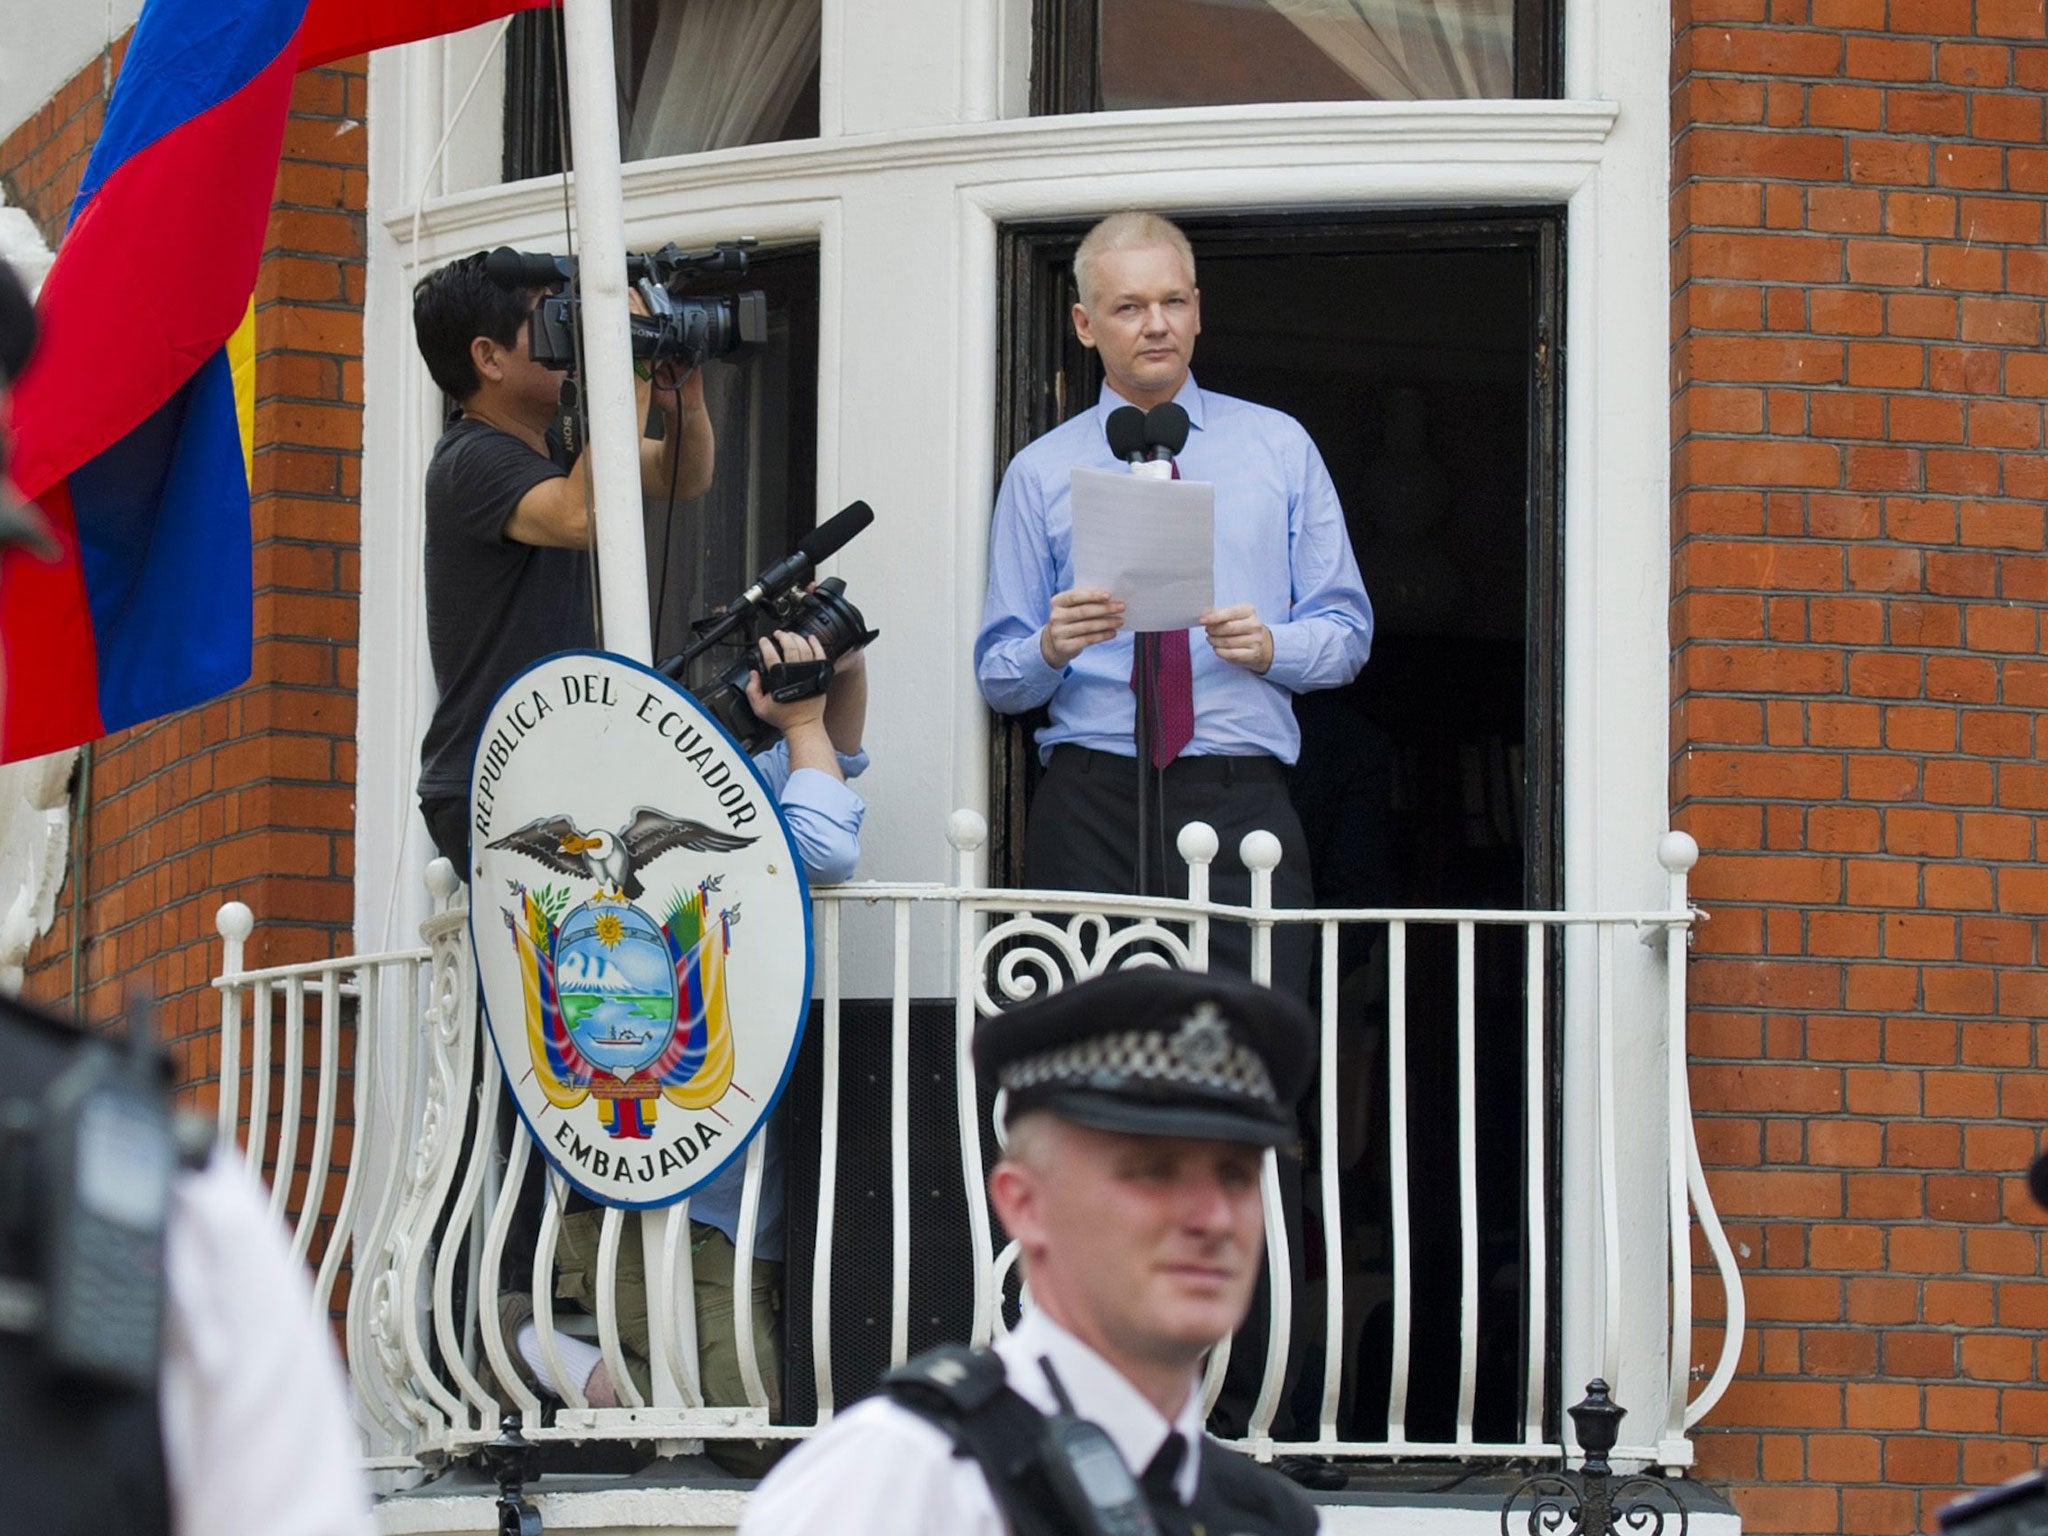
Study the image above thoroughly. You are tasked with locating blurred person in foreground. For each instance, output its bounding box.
[0,258,373,1536]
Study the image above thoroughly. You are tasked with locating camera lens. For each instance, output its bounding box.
[786,580,868,658]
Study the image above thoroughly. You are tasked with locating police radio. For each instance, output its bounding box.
[0,994,183,1392]
[1036,1358,1163,1536]
[37,1036,178,1388]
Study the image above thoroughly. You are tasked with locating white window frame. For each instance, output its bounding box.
[356,0,1678,1453]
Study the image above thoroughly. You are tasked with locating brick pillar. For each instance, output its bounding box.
[7,54,364,1113]
[1673,0,2048,1530]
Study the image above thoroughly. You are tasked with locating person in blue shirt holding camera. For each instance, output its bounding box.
[518,630,867,1475]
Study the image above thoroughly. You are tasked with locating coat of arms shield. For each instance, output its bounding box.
[467,651,811,1208]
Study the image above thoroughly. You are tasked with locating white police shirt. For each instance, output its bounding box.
[739,1307,1322,1535]
[161,1153,375,1536]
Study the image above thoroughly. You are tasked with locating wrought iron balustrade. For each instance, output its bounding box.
[212,812,1741,1477]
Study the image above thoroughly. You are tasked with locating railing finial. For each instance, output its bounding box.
[1656,831,1699,875]
[947,809,989,852]
[1239,829,1283,874]
[215,901,255,946]
[1176,820,1219,867]
[425,857,461,908]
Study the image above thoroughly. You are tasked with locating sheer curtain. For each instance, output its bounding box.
[1266,0,1511,101]
[617,0,821,159]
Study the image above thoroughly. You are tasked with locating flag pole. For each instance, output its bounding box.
[558,0,652,666]
[556,0,691,1428]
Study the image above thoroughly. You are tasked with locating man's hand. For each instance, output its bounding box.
[746,632,830,732]
[747,632,843,780]
[630,288,714,498]
[1040,588,1126,669]
[646,358,707,419]
[1200,603,1273,673]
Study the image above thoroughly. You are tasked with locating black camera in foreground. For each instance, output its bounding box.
[1940,1469,2048,1534]
[484,241,767,372]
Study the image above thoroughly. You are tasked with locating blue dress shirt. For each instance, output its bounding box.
[974,378,1372,765]
[752,742,869,885]
[688,742,867,1259]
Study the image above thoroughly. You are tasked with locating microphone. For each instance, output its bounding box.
[730,500,874,612]
[1143,402,1190,462]
[1105,406,1147,465]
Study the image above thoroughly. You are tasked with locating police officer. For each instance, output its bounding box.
[739,968,1323,1535]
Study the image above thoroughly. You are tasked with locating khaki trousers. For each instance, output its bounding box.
[555,1208,783,1473]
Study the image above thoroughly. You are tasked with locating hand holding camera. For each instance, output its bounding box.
[745,632,833,728]
[745,631,870,783]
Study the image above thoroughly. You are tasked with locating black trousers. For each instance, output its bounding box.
[420,792,470,876]
[1023,745,1313,1437]
[1024,746,1314,997]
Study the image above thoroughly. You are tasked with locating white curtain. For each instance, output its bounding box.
[1266,0,1512,101]
[617,0,821,159]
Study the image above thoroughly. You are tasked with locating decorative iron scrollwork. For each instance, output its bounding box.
[1500,1382,1688,1536]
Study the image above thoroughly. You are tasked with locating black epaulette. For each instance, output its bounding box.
[882,1345,1071,1536]
[882,1343,1012,1417]
[883,1346,1321,1536]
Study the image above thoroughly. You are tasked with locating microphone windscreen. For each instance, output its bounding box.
[800,500,875,565]
[1143,402,1191,457]
[2029,1149,2048,1214]
[1105,406,1147,462]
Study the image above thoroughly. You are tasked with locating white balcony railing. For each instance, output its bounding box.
[214,813,1741,1478]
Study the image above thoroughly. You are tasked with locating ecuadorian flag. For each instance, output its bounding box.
[0,0,551,763]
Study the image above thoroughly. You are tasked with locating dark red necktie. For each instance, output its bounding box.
[1131,461,1195,768]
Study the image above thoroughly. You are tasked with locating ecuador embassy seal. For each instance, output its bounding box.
[468,650,811,1208]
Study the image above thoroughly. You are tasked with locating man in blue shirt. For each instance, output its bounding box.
[975,213,1370,1472]
[975,210,1373,993]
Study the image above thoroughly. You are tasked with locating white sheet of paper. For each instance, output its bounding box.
[1068,466,1215,633]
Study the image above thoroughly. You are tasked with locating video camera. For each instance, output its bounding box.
[484,240,768,373]
[658,501,880,755]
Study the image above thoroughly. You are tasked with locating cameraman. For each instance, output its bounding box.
[410,251,716,872]
[516,628,869,1473]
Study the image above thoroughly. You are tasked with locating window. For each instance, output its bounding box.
[504,0,820,181]
[647,247,820,678]
[1033,0,1552,114]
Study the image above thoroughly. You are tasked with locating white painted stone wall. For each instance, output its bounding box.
[0,3,141,142]
[0,202,74,997]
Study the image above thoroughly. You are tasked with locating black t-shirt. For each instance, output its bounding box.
[417,415,593,800]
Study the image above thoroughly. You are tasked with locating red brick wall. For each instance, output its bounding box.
[2,50,364,1114]
[1673,0,2048,1530]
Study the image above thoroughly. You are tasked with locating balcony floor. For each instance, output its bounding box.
[374,1456,1744,1534]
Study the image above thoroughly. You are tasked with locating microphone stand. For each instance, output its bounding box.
[1133,630,1157,896]
[1107,420,1180,899]
[656,601,763,682]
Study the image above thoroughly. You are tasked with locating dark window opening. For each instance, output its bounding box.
[648,245,820,683]
[992,211,1565,1445]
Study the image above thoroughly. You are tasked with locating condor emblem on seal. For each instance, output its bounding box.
[468,650,811,1209]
